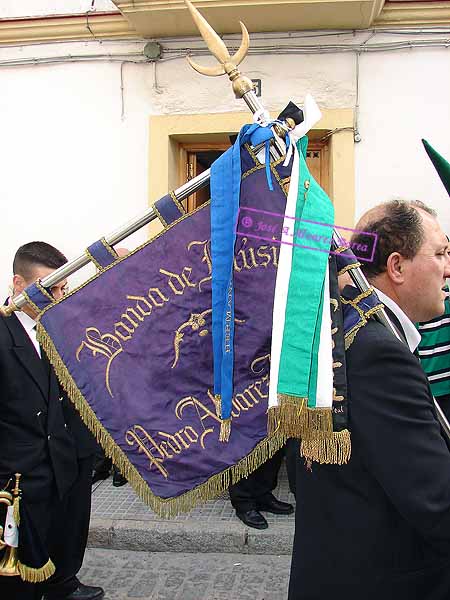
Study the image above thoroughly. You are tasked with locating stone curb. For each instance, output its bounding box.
[88,518,294,555]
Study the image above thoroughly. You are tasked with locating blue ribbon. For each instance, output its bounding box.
[210,122,277,421]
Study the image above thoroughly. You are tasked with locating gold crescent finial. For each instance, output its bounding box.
[184,0,253,98]
[184,0,232,67]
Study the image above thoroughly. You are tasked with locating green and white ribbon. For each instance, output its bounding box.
[268,96,335,438]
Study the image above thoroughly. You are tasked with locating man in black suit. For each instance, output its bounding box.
[0,242,103,600]
[289,200,450,600]
[42,394,100,600]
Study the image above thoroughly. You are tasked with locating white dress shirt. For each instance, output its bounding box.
[14,309,41,357]
[373,287,421,353]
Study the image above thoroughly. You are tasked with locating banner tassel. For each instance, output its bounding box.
[219,418,232,442]
[300,429,351,465]
[267,402,351,465]
[268,398,334,438]
[212,393,222,418]
[212,394,232,442]
[19,559,55,583]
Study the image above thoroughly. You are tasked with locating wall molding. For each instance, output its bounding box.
[375,2,450,27]
[3,3,449,46]
[0,12,135,45]
[115,0,386,37]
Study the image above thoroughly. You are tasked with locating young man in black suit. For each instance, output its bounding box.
[0,242,103,600]
[289,200,450,600]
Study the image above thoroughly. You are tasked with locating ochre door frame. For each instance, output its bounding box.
[149,109,355,229]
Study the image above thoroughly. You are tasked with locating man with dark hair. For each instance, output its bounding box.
[12,242,69,282]
[289,200,450,600]
[0,242,103,600]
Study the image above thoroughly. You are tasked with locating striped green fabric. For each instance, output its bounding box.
[417,289,450,398]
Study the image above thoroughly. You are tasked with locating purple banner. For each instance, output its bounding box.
[39,147,291,512]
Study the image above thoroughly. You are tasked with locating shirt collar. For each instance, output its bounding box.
[373,287,421,353]
[14,307,37,334]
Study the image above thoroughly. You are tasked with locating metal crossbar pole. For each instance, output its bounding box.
[4,169,210,313]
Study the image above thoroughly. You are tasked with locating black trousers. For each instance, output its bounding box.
[284,438,299,498]
[229,448,285,512]
[41,455,93,600]
[93,442,111,475]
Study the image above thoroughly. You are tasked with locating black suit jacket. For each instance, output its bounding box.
[289,288,450,600]
[61,395,97,459]
[0,313,78,501]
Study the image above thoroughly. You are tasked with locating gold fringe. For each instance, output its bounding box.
[267,396,334,439]
[211,394,232,442]
[300,429,351,465]
[344,304,385,350]
[170,191,187,216]
[341,289,385,350]
[36,322,286,518]
[13,496,20,527]
[35,280,54,302]
[85,248,103,273]
[152,202,168,228]
[100,237,119,260]
[267,399,351,465]
[19,558,55,583]
[211,393,222,419]
[219,418,231,442]
[334,245,354,254]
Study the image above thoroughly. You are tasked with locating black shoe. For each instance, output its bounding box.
[112,467,127,487]
[91,469,110,485]
[256,495,294,515]
[236,509,268,530]
[45,583,105,600]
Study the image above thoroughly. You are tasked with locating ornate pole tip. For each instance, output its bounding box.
[184,0,251,98]
[0,303,18,317]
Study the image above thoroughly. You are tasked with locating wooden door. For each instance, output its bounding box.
[179,139,330,213]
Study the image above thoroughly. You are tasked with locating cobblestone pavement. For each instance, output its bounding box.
[80,548,290,600]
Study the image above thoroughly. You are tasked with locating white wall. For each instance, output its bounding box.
[0,45,151,293]
[356,48,450,233]
[1,30,450,295]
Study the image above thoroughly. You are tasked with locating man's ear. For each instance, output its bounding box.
[386,252,405,283]
[12,274,25,295]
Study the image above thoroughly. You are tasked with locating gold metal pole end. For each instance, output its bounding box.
[13,474,21,496]
[230,72,254,99]
[0,301,19,317]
